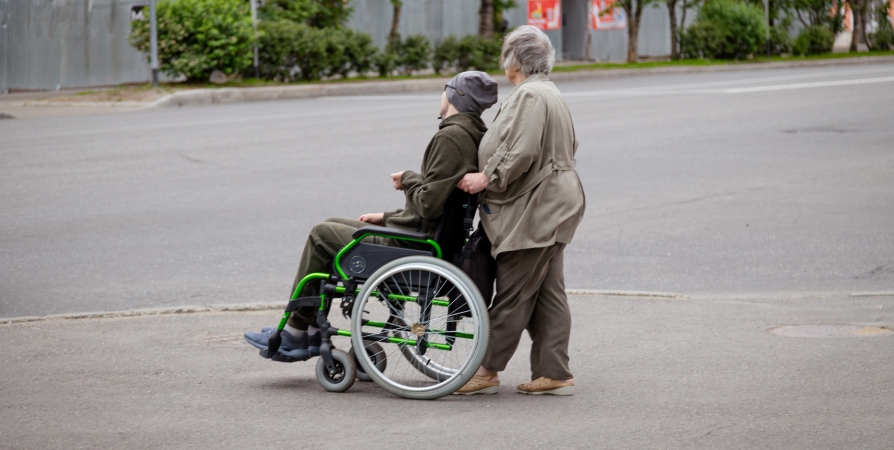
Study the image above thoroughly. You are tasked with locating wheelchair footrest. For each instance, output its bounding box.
[259,347,312,363]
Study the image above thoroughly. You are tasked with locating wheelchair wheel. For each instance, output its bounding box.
[351,256,489,400]
[349,342,386,382]
[315,349,356,393]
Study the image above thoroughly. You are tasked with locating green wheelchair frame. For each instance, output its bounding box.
[260,223,489,400]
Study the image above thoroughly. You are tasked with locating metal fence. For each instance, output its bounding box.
[0,0,679,92]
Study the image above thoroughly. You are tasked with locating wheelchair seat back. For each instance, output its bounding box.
[432,189,477,264]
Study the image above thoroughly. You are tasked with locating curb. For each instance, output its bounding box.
[0,289,688,325]
[143,78,454,109]
[141,55,894,109]
[0,101,147,108]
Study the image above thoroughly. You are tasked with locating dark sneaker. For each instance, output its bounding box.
[244,326,277,349]
[308,332,321,357]
[278,330,311,359]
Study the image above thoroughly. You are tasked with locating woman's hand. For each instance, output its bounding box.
[358,213,385,225]
[391,172,405,190]
[458,173,488,194]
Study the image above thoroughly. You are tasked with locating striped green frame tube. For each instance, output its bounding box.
[276,272,329,330]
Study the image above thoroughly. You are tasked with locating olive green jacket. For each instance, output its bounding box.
[383,112,486,237]
[478,74,586,257]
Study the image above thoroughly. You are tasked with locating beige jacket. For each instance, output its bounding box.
[478,74,586,257]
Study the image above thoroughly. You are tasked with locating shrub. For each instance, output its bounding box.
[768,17,794,56]
[341,29,377,77]
[867,2,894,51]
[257,19,303,81]
[397,34,432,75]
[681,0,767,59]
[433,36,461,74]
[433,34,502,74]
[129,0,255,82]
[372,52,399,77]
[257,21,378,81]
[792,25,834,55]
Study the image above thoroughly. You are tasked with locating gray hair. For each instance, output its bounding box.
[500,25,556,76]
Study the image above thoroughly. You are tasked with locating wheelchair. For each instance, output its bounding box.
[260,191,489,400]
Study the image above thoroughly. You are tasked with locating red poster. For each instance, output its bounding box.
[591,0,627,30]
[528,0,562,31]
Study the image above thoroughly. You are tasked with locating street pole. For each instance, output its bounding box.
[149,0,159,87]
[764,0,770,59]
[250,0,259,79]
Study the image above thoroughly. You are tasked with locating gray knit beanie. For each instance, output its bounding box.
[445,71,499,114]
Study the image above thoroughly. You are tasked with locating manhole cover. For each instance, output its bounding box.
[771,325,893,338]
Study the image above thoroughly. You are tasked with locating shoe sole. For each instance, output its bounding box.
[517,386,574,396]
[452,385,499,395]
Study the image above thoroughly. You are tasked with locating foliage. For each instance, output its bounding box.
[493,0,517,33]
[433,36,461,74]
[792,25,834,55]
[769,16,794,55]
[867,2,894,51]
[128,0,255,82]
[681,0,767,59]
[791,0,846,33]
[257,20,377,81]
[259,0,352,28]
[397,35,432,75]
[433,35,502,73]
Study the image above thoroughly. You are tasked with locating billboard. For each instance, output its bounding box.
[592,0,627,30]
[528,0,562,31]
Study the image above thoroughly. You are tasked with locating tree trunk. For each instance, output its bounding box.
[679,0,688,59]
[850,0,863,52]
[667,0,679,59]
[479,0,494,38]
[626,3,644,62]
[389,3,402,41]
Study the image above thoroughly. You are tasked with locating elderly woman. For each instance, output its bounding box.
[456,26,585,396]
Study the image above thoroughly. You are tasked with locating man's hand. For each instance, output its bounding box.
[458,172,488,194]
[358,213,385,225]
[391,172,405,190]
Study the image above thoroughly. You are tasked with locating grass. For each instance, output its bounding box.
[552,50,894,73]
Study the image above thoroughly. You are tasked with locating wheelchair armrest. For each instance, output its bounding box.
[352,225,428,241]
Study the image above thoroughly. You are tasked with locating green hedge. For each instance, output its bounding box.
[258,21,377,81]
[434,35,502,73]
[128,0,255,82]
[682,0,767,60]
[792,26,834,55]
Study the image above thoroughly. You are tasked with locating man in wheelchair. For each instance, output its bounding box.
[245,71,498,361]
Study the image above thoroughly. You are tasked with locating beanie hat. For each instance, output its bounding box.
[445,71,499,114]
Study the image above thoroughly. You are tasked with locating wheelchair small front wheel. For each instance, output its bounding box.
[350,342,387,382]
[315,349,356,393]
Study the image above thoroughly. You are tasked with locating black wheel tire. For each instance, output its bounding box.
[315,349,356,393]
[349,342,387,382]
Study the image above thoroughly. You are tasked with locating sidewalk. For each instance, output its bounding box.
[1,293,891,449]
[3,55,893,120]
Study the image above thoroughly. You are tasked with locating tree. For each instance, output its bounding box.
[667,0,680,59]
[480,0,495,38]
[615,0,658,62]
[849,0,868,52]
[389,0,402,41]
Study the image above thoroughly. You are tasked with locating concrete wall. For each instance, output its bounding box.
[346,0,480,48]
[1,0,684,91]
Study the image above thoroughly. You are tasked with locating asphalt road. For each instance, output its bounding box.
[1,293,891,449]
[2,64,894,318]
